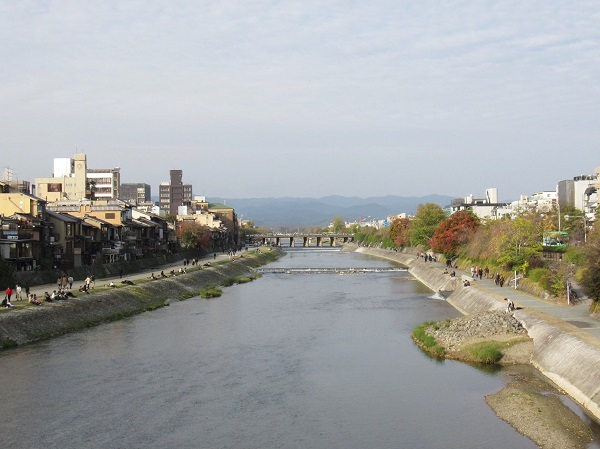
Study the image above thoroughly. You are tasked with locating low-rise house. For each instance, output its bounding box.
[0,192,50,270]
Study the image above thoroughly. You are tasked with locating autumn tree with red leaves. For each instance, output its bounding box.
[430,210,480,258]
[389,217,411,247]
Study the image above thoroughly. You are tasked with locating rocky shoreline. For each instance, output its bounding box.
[420,311,595,449]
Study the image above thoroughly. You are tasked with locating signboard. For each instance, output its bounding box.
[47,183,63,193]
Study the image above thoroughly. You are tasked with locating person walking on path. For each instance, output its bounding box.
[5,286,13,301]
[15,284,22,301]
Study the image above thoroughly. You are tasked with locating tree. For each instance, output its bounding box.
[580,237,600,301]
[331,216,346,233]
[429,210,480,258]
[409,203,447,248]
[496,214,544,271]
[388,217,411,247]
[178,221,213,252]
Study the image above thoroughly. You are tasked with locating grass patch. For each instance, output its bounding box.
[199,286,223,299]
[463,341,503,364]
[0,338,17,349]
[411,322,446,358]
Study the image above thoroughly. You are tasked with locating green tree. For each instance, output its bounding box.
[496,214,544,271]
[409,203,447,248]
[331,216,346,232]
[429,210,480,258]
[580,237,600,301]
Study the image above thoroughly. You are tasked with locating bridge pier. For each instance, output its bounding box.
[303,237,309,247]
[316,237,322,247]
[290,237,295,247]
[330,237,335,247]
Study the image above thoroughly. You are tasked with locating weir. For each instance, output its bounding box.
[257,267,407,274]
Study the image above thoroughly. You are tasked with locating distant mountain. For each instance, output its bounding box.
[208,195,455,229]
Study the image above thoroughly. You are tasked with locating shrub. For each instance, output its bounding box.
[464,341,503,364]
[199,286,222,299]
[411,322,446,357]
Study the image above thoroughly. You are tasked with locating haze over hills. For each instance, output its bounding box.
[209,195,456,229]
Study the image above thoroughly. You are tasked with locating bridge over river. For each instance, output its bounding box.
[249,233,354,247]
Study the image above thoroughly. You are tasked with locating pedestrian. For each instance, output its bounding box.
[5,286,13,301]
[15,284,22,301]
[68,276,73,289]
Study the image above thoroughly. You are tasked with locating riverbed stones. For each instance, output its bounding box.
[426,310,529,352]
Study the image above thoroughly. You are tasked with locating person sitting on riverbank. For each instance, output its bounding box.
[121,279,134,285]
[504,297,515,312]
[78,284,90,294]
[2,296,14,307]
[106,281,116,288]
[160,271,166,277]
[29,294,42,305]
[463,279,471,287]
[44,292,53,302]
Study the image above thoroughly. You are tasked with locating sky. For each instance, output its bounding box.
[1,1,599,201]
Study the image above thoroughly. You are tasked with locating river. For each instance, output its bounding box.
[0,248,596,448]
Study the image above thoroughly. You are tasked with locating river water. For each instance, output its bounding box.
[0,248,597,448]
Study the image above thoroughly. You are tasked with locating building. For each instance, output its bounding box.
[159,170,193,216]
[87,167,121,200]
[36,154,121,201]
[0,192,49,271]
[447,188,510,220]
[120,183,151,205]
[557,173,598,211]
[36,154,88,201]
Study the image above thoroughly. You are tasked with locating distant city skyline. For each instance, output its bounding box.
[2,1,599,201]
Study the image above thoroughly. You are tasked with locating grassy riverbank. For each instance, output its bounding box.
[0,248,283,349]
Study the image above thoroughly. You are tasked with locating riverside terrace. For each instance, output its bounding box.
[250,232,354,247]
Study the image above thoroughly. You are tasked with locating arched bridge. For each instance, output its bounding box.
[249,233,354,247]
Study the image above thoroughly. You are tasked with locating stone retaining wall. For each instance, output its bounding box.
[0,251,281,348]
[353,245,600,421]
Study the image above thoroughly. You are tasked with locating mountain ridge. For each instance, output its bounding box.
[208,194,455,228]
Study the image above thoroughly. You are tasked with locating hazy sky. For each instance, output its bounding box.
[2,1,599,201]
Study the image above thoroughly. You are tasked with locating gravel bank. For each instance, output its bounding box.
[425,310,533,364]
[422,311,596,448]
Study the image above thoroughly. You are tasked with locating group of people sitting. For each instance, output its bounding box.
[44,289,76,302]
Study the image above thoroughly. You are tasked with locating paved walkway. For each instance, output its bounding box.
[6,251,241,310]
[428,258,600,341]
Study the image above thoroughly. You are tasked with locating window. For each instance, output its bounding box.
[105,213,115,219]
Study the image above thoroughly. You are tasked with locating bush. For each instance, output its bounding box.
[411,322,446,357]
[464,341,503,364]
[199,286,222,299]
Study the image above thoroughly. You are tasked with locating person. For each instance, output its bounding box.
[107,281,116,288]
[119,268,124,279]
[2,296,14,308]
[5,286,13,302]
[29,294,42,306]
[463,279,471,287]
[90,274,95,289]
[505,297,515,312]
[44,292,53,302]
[68,276,74,289]
[15,284,22,301]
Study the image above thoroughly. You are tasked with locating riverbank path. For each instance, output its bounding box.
[4,250,251,311]
[423,257,600,341]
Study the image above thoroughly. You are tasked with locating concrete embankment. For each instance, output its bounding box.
[0,251,282,349]
[353,245,600,421]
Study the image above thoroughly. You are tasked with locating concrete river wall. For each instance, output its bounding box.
[0,251,281,348]
[354,245,600,421]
